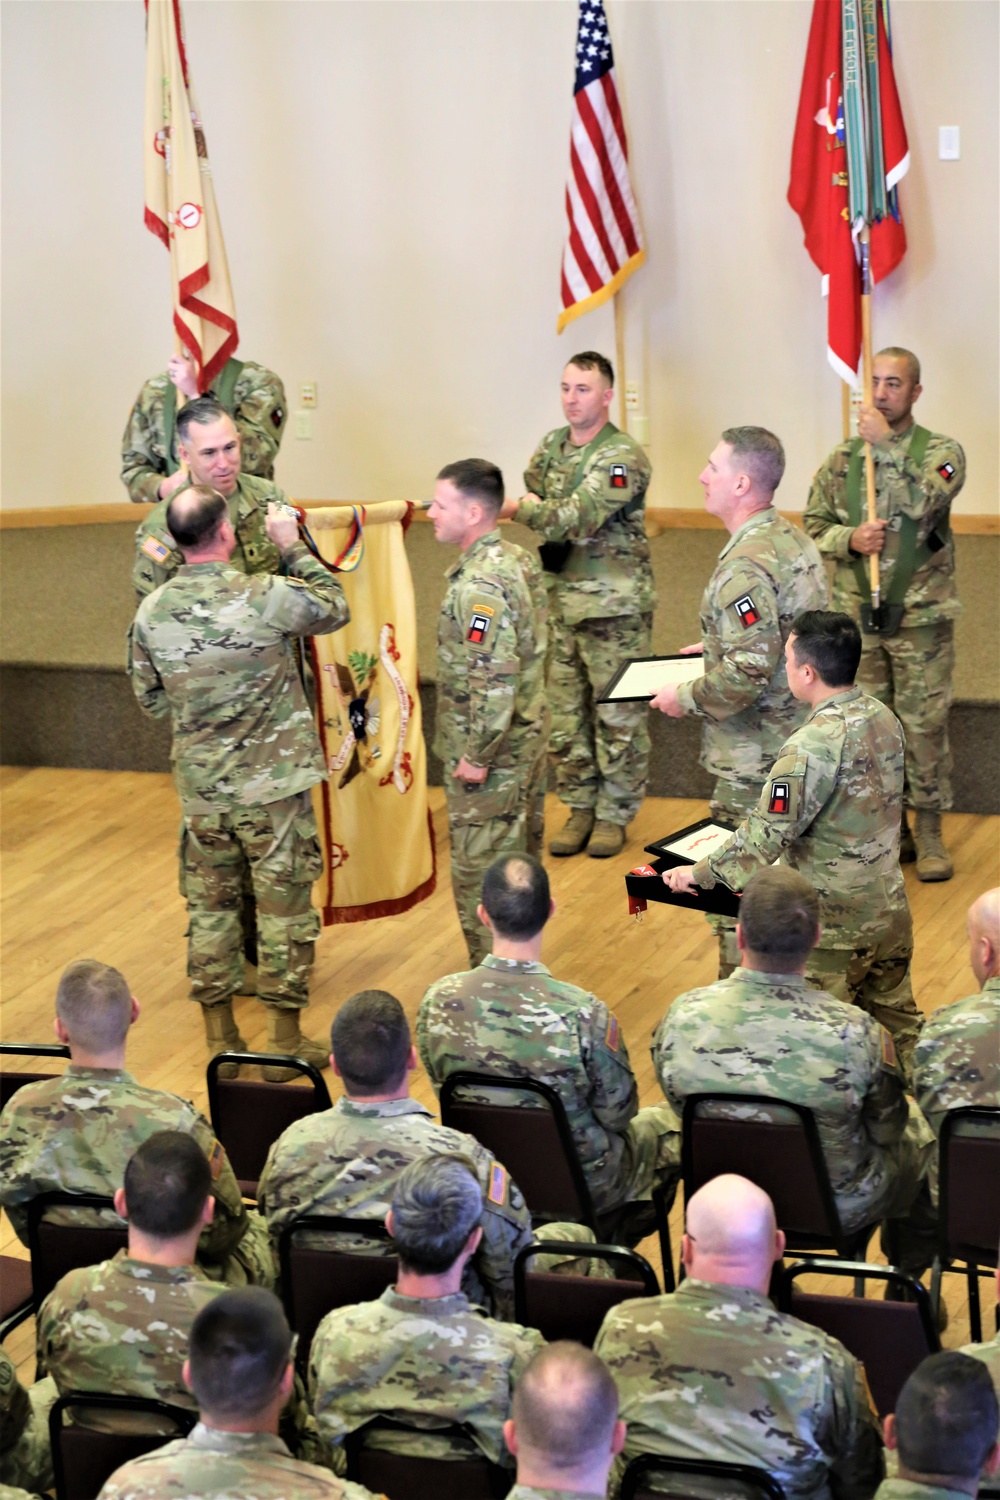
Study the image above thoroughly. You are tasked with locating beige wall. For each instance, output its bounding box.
[2,0,996,514]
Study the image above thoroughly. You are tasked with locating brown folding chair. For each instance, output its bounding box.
[27,1192,128,1312]
[279,1214,398,1374]
[681,1094,877,1268]
[621,1453,786,1500]
[206,1051,332,1199]
[0,1042,72,1339]
[776,1259,939,1417]
[514,1240,660,1347]
[49,1391,195,1500]
[344,1416,512,1500]
[930,1106,1000,1340]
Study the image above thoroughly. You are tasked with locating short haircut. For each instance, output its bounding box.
[436,459,505,518]
[567,351,614,386]
[55,959,132,1052]
[187,1289,292,1420]
[166,486,227,550]
[739,868,820,970]
[481,855,550,941]
[720,426,786,495]
[876,346,921,384]
[789,610,861,687]
[176,394,231,446]
[894,1352,999,1479]
[331,990,411,1096]
[389,1154,483,1275]
[123,1131,212,1239]
[512,1343,619,1468]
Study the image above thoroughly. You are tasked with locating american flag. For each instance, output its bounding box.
[557,0,645,333]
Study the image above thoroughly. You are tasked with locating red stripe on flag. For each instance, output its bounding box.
[567,216,604,296]
[144,206,169,248]
[600,73,628,158]
[570,138,621,275]
[577,88,640,259]
[171,0,190,88]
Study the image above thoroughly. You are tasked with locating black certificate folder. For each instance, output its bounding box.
[625,817,741,919]
[596,655,705,704]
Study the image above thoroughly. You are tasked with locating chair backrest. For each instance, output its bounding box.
[279,1214,397,1372]
[939,1107,1000,1263]
[28,1191,128,1309]
[206,1052,332,1196]
[621,1453,785,1500]
[50,1392,195,1500]
[439,1072,597,1231]
[681,1093,845,1251]
[344,1417,511,1500]
[514,1241,660,1347]
[776,1259,940,1417]
[0,1041,71,1113]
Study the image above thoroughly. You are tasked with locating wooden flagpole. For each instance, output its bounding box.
[859,226,880,614]
[613,293,627,430]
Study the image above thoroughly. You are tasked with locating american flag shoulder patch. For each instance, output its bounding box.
[141,535,172,564]
[733,594,762,629]
[606,1015,620,1052]
[208,1139,225,1181]
[487,1161,508,1207]
[880,1028,898,1069]
[768,780,791,815]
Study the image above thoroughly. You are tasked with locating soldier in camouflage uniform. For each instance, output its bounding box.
[129,485,349,1075]
[877,1353,1000,1500]
[654,868,935,1270]
[258,989,532,1319]
[663,611,923,1077]
[961,1265,1000,1405]
[504,1343,626,1500]
[417,854,679,1240]
[0,1347,55,1496]
[913,888,1000,1201]
[309,1155,544,1473]
[652,427,828,976]
[430,459,548,965]
[594,1175,884,1500]
[803,349,965,881]
[122,350,286,505]
[0,962,274,1287]
[501,353,654,860]
[97,1289,378,1500]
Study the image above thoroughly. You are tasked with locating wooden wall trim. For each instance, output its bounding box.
[1,501,997,535]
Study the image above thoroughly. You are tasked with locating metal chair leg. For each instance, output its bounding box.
[930,1257,943,1326]
[968,1262,982,1343]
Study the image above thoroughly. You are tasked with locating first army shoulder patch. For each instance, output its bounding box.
[733,594,761,628]
[466,603,495,646]
[768,780,791,815]
[609,463,628,489]
[487,1160,509,1206]
[936,461,956,482]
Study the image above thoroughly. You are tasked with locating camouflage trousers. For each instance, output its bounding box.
[548,611,652,825]
[805,912,923,1085]
[876,1100,938,1278]
[0,1375,56,1494]
[708,775,763,978]
[182,790,323,1011]
[446,758,541,967]
[859,619,954,811]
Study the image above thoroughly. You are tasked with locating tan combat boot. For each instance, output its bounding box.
[587,820,626,859]
[899,809,916,863]
[913,810,954,882]
[549,808,595,857]
[202,1003,248,1079]
[263,1008,331,1082]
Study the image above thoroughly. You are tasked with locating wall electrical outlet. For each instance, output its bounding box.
[294,411,312,439]
[625,381,641,411]
[300,382,318,408]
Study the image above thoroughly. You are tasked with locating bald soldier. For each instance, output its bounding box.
[804,348,966,881]
[504,1343,626,1500]
[594,1175,883,1500]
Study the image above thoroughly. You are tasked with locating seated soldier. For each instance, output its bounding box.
[308,1154,544,1473]
[654,866,935,1273]
[0,1346,55,1496]
[417,853,680,1242]
[504,1342,626,1500]
[594,1175,884,1500]
[97,1289,376,1500]
[962,1261,1000,1406]
[878,1352,999,1500]
[257,989,535,1319]
[0,959,273,1288]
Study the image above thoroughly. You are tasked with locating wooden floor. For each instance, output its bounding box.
[2,765,998,1387]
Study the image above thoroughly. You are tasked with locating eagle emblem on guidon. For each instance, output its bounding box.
[322,625,415,794]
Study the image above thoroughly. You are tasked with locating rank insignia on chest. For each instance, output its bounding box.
[937,461,956,483]
[466,606,494,645]
[733,594,761,628]
[768,780,791,815]
[609,463,628,489]
[488,1161,508,1206]
[141,535,172,564]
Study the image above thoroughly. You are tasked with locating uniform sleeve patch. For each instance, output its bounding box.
[487,1161,509,1206]
[768,780,791,815]
[609,463,628,489]
[272,406,285,429]
[466,602,496,646]
[937,461,956,482]
[733,594,762,628]
[606,1015,620,1052]
[141,535,172,564]
[880,1028,898,1070]
[208,1139,225,1181]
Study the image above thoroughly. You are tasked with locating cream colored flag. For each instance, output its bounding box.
[144,0,238,389]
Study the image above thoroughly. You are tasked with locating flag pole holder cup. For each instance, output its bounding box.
[625,817,741,922]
